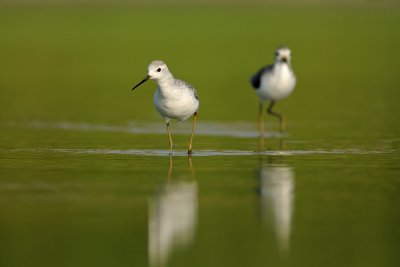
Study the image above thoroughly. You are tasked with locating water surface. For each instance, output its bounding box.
[0,121,399,267]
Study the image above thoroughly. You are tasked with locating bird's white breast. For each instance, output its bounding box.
[153,83,199,122]
[257,64,296,102]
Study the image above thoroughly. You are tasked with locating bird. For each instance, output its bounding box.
[250,46,296,145]
[131,60,199,155]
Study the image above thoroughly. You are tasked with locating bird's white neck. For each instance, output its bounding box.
[275,61,293,72]
[154,73,174,88]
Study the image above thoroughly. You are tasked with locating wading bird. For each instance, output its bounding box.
[250,47,296,145]
[132,60,199,155]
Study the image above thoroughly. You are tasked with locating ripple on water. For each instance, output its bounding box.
[1,121,396,157]
[1,148,394,157]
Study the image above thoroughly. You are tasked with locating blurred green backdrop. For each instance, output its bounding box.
[1,1,399,137]
[1,2,400,267]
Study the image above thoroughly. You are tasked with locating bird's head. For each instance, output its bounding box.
[132,60,171,91]
[147,60,171,81]
[275,47,292,64]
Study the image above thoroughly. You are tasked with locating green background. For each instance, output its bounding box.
[0,1,399,267]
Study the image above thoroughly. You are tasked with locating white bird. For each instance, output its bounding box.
[132,60,199,154]
[258,164,295,253]
[250,47,296,143]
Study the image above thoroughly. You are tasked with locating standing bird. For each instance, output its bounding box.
[132,60,199,155]
[250,47,296,143]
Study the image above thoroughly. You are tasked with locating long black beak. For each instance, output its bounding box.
[132,74,150,91]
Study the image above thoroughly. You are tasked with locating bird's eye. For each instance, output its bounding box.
[157,68,161,72]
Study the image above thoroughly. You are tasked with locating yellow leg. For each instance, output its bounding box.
[258,102,264,151]
[267,101,286,133]
[166,121,173,155]
[188,112,198,154]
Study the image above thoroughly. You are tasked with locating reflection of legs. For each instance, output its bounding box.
[188,155,195,180]
[278,138,285,150]
[166,121,173,155]
[167,154,173,181]
[258,102,264,151]
[188,112,198,154]
[267,101,286,133]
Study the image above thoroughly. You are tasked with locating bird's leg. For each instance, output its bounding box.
[188,112,198,154]
[166,121,173,155]
[267,101,286,133]
[258,102,264,151]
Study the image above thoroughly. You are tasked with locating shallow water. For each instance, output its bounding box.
[0,121,399,267]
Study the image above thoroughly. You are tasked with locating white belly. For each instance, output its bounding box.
[256,65,296,102]
[154,88,199,122]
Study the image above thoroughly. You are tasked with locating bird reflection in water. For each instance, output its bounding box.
[257,152,295,254]
[148,156,198,267]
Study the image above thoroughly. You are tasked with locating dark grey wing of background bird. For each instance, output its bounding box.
[250,64,274,89]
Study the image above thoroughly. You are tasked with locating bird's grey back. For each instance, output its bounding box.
[175,79,198,100]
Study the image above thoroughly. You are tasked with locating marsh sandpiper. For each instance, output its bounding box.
[250,47,296,144]
[132,60,199,155]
